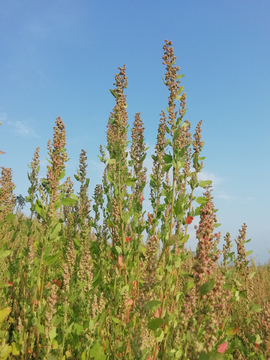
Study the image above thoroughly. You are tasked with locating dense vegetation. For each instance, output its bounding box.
[0,40,269,359]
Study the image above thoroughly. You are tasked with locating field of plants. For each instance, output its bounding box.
[0,40,270,359]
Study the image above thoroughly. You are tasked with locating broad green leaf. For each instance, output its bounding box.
[35,202,46,219]
[196,197,208,205]
[0,307,11,323]
[50,223,61,239]
[144,300,162,312]
[49,326,57,340]
[105,158,116,165]
[166,235,179,246]
[107,219,115,228]
[0,250,11,260]
[199,180,212,188]
[4,214,16,222]
[213,223,221,228]
[173,127,180,142]
[163,154,173,164]
[174,200,183,216]
[74,323,84,335]
[162,164,172,172]
[120,285,129,295]
[44,254,59,266]
[57,170,65,181]
[11,342,21,355]
[176,74,185,79]
[70,193,79,201]
[181,122,189,128]
[200,278,215,295]
[124,177,137,186]
[251,304,262,313]
[147,318,163,331]
[112,317,120,324]
[61,197,77,206]
[37,323,45,334]
[246,250,253,256]
[156,329,164,342]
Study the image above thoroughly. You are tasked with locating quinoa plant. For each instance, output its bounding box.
[0,39,269,360]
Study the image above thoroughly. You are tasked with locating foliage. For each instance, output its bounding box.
[0,40,269,360]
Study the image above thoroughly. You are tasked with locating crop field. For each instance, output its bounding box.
[0,40,270,360]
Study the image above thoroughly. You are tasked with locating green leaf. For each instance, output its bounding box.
[251,304,262,313]
[110,89,117,98]
[106,158,116,165]
[124,177,137,186]
[61,198,77,206]
[213,223,221,228]
[162,164,172,172]
[112,317,120,324]
[163,154,173,164]
[196,197,208,205]
[144,300,162,312]
[178,85,184,94]
[11,342,21,356]
[37,323,44,334]
[246,250,253,256]
[0,307,11,323]
[50,222,61,240]
[35,202,46,219]
[57,170,65,181]
[70,193,79,201]
[174,200,183,216]
[85,178,90,188]
[74,323,84,335]
[74,174,79,181]
[4,214,16,222]
[248,272,256,279]
[166,235,179,247]
[44,254,59,266]
[0,249,11,260]
[120,285,129,295]
[49,326,57,340]
[156,329,164,342]
[173,127,180,142]
[147,318,163,331]
[200,278,215,296]
[181,122,189,129]
[198,180,212,188]
[176,74,185,79]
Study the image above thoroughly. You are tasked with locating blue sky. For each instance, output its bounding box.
[0,0,269,264]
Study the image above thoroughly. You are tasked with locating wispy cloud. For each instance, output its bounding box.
[216,191,235,200]
[12,121,39,138]
[3,113,39,138]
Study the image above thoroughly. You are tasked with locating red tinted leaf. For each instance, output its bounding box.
[185,216,193,225]
[217,342,228,353]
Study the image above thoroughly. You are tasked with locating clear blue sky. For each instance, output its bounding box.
[0,0,269,264]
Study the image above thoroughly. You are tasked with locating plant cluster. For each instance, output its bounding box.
[0,40,270,360]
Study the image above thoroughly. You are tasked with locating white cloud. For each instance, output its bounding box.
[12,121,39,138]
[216,191,235,200]
[198,170,224,187]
